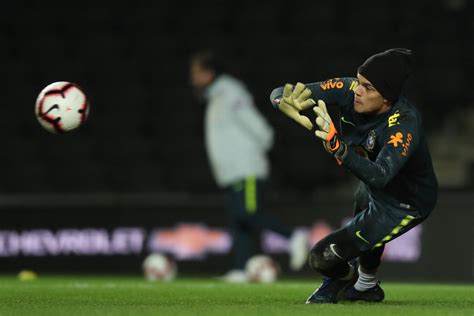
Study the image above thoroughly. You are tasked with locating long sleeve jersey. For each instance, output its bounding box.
[270,78,438,215]
[205,74,274,187]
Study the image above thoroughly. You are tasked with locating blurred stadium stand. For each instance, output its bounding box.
[0,0,471,195]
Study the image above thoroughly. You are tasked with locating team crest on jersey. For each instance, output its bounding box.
[365,130,376,151]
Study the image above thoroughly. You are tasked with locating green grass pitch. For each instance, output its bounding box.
[0,276,472,316]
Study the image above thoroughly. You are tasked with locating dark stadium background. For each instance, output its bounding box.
[0,0,472,281]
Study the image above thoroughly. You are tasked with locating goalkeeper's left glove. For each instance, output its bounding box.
[313,100,347,163]
[277,82,316,130]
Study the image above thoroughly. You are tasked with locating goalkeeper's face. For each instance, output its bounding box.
[190,61,215,90]
[353,74,391,115]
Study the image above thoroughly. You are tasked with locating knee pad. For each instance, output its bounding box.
[308,242,346,273]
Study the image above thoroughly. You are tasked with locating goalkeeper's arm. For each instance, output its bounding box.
[270,77,358,111]
[313,100,421,189]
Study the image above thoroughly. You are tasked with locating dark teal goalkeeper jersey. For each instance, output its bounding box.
[270,77,438,216]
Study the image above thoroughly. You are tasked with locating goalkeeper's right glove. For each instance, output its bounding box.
[277,82,316,130]
[313,100,347,164]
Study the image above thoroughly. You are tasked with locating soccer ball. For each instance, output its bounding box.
[142,253,177,281]
[245,255,280,283]
[35,81,89,133]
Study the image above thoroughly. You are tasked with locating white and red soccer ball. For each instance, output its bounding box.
[35,81,89,134]
[142,253,177,282]
[245,255,280,283]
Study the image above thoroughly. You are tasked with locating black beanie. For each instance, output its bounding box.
[358,48,414,102]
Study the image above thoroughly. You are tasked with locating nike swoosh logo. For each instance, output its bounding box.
[341,116,356,127]
[329,243,343,259]
[355,231,370,244]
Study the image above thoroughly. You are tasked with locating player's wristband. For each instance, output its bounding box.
[334,142,348,165]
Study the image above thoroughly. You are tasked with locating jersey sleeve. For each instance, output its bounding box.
[269,77,357,108]
[340,111,420,189]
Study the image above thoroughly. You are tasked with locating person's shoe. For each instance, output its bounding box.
[217,270,248,283]
[343,281,385,302]
[288,230,309,271]
[305,272,358,304]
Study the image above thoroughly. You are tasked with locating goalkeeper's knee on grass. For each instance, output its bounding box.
[309,243,353,279]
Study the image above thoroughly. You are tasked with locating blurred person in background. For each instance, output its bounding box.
[270,48,438,303]
[190,50,308,282]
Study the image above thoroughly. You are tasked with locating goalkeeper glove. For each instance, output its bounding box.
[277,82,316,130]
[313,100,347,162]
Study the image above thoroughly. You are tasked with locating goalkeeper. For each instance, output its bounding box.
[270,48,438,303]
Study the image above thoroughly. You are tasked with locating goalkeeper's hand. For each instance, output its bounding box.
[313,100,345,157]
[277,82,316,130]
